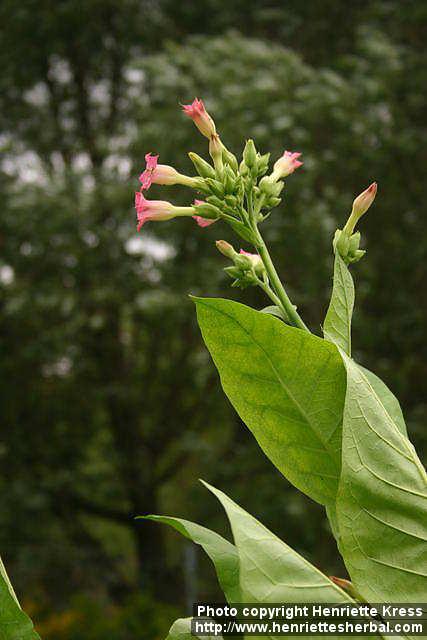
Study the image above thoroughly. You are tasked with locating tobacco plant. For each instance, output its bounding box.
[0,98,425,640]
[135,99,427,637]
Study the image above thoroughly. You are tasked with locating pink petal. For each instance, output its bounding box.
[192,215,217,228]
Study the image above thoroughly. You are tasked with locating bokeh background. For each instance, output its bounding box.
[1,1,426,637]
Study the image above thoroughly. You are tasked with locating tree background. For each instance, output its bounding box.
[0,1,426,637]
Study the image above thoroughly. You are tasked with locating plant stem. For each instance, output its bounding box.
[244,182,309,331]
[254,227,309,332]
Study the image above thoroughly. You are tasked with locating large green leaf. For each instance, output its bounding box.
[165,617,222,640]
[0,568,40,640]
[323,252,407,438]
[143,515,240,601]
[337,354,427,602]
[195,297,345,507]
[323,252,355,356]
[202,480,354,604]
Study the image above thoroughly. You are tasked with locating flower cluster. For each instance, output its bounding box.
[134,98,377,322]
[134,97,302,234]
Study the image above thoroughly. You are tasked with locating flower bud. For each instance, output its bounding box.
[216,240,236,260]
[205,178,225,198]
[243,139,257,169]
[188,152,216,179]
[222,148,239,172]
[193,199,221,219]
[209,134,223,172]
[237,249,265,275]
[182,98,216,139]
[224,166,237,194]
[343,182,377,235]
[257,152,270,176]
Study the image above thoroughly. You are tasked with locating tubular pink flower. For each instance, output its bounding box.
[182,98,217,139]
[192,199,218,227]
[272,150,303,180]
[139,153,159,190]
[135,192,197,231]
[139,153,199,190]
[135,192,175,230]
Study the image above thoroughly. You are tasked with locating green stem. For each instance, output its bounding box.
[256,278,284,310]
[254,227,309,332]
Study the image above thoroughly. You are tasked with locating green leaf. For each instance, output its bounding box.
[324,249,408,438]
[260,305,289,322]
[0,569,40,640]
[195,297,345,507]
[360,366,407,438]
[202,480,354,604]
[323,252,355,356]
[324,252,407,439]
[337,353,427,602]
[143,515,240,602]
[165,617,222,640]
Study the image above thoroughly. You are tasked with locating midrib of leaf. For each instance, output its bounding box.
[202,301,341,470]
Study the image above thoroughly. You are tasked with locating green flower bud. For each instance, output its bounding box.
[223,148,239,172]
[194,202,222,219]
[266,196,282,208]
[205,178,225,197]
[188,152,216,179]
[239,159,249,176]
[216,240,236,259]
[224,195,237,207]
[243,139,257,169]
[224,166,237,194]
[206,195,224,208]
[258,152,270,172]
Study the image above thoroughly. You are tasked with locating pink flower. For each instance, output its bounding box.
[139,153,196,189]
[351,182,377,217]
[182,98,216,139]
[139,153,159,190]
[192,199,219,227]
[272,151,303,179]
[135,192,176,230]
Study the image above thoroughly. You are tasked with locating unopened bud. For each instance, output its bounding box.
[205,178,225,198]
[209,134,224,173]
[216,240,236,260]
[236,249,265,275]
[224,166,237,194]
[193,200,222,219]
[258,152,270,176]
[182,98,216,139]
[188,152,216,179]
[343,182,377,235]
[243,139,257,169]
[222,148,239,172]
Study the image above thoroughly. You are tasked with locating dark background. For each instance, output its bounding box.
[0,1,426,637]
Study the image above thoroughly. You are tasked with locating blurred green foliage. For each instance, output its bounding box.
[0,1,426,637]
